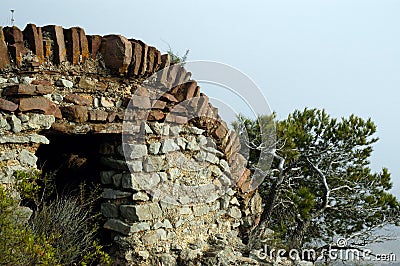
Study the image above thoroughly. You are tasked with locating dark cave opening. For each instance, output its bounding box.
[35,132,116,248]
[36,133,103,196]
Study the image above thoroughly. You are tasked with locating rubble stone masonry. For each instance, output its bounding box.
[0,24,269,265]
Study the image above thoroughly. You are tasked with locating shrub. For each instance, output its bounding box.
[30,195,110,265]
[13,169,55,211]
[0,185,58,265]
[5,170,111,265]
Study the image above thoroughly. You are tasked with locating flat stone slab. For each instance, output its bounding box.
[120,202,163,221]
[3,84,55,96]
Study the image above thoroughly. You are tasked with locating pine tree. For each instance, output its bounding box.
[234,109,400,253]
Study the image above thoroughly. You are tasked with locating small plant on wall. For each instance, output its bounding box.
[166,45,190,65]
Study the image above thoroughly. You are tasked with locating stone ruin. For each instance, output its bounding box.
[0,24,266,265]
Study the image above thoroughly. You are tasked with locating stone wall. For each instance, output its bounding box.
[0,24,264,265]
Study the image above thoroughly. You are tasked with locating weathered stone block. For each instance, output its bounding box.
[2,84,55,96]
[99,170,115,184]
[78,27,89,62]
[150,122,169,135]
[31,79,51,86]
[132,191,150,201]
[0,151,17,161]
[100,35,132,74]
[152,99,167,110]
[160,138,180,153]
[184,72,192,83]
[104,219,132,235]
[170,81,198,102]
[154,49,162,72]
[167,64,181,87]
[193,204,210,217]
[18,149,38,167]
[0,27,10,69]
[146,46,161,74]
[228,206,242,219]
[87,35,102,59]
[147,109,165,121]
[63,27,89,64]
[195,95,210,116]
[184,126,204,135]
[142,229,167,245]
[130,95,151,109]
[130,39,148,76]
[0,134,49,144]
[42,25,67,64]
[13,206,33,224]
[120,143,147,159]
[23,24,44,63]
[250,192,263,215]
[237,168,251,193]
[3,26,26,67]
[122,172,160,191]
[169,104,188,114]
[143,155,167,172]
[212,123,228,142]
[8,115,21,133]
[120,202,163,221]
[55,78,73,88]
[100,97,114,108]
[157,54,170,84]
[61,105,88,123]
[101,157,135,171]
[43,39,52,59]
[111,173,122,187]
[18,97,62,118]
[121,173,140,190]
[179,207,192,215]
[78,77,95,89]
[101,203,119,218]
[0,114,11,131]
[128,39,143,76]
[64,27,80,65]
[219,159,230,173]
[131,222,151,233]
[160,93,179,103]
[102,188,132,199]
[0,98,18,112]
[148,142,161,155]
[175,67,187,86]
[64,93,92,106]
[24,114,55,130]
[165,114,188,124]
[88,110,108,121]
[104,219,151,235]
[123,159,144,172]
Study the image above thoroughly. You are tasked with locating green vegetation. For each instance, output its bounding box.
[234,108,400,259]
[0,170,111,265]
[0,185,58,265]
[167,47,190,65]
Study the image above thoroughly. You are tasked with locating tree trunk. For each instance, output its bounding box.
[288,218,311,250]
[259,180,280,227]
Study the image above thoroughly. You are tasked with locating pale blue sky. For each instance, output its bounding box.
[1,0,399,258]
